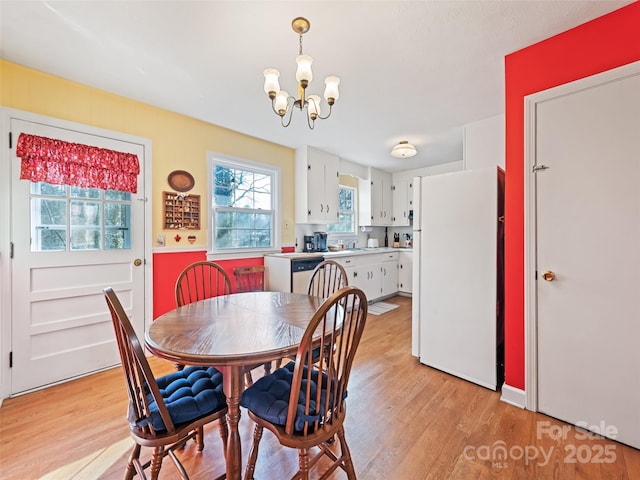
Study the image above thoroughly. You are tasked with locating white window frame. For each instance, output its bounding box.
[328,185,357,236]
[207,153,281,258]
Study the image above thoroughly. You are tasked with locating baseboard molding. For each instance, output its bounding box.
[501,384,526,409]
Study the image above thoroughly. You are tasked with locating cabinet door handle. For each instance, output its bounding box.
[320,204,324,213]
[326,204,330,213]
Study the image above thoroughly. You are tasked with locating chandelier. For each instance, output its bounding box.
[263,17,340,129]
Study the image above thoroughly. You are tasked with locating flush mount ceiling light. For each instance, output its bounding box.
[391,141,417,158]
[263,17,340,129]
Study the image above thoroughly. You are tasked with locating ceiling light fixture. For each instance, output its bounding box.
[263,17,340,129]
[391,141,417,158]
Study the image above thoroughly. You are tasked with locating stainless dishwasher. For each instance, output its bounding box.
[291,256,325,294]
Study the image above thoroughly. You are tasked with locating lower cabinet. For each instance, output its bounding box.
[381,258,398,297]
[398,250,413,294]
[337,251,399,302]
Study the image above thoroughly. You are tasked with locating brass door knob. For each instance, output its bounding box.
[542,270,555,281]
[133,259,143,267]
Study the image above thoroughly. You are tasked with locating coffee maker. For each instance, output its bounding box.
[303,235,315,252]
[313,231,328,252]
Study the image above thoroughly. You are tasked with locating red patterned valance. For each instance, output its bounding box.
[16,133,140,193]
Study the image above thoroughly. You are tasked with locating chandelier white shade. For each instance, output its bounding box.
[263,17,340,129]
[391,141,417,158]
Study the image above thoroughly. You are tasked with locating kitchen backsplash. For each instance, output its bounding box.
[293,223,412,251]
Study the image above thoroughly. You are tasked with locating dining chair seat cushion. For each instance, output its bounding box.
[143,366,226,431]
[240,362,341,433]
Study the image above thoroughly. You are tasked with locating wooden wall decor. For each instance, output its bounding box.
[163,191,200,230]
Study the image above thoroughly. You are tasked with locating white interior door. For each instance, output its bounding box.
[535,67,640,448]
[9,116,147,394]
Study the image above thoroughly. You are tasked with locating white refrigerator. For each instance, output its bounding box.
[412,167,504,390]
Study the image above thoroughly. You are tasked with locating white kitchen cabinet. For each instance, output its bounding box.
[351,264,380,301]
[381,257,398,297]
[392,179,413,226]
[335,251,398,301]
[359,167,392,226]
[398,250,412,294]
[295,146,339,224]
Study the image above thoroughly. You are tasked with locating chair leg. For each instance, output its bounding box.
[243,424,264,480]
[218,416,229,455]
[195,425,205,451]
[150,446,164,480]
[263,361,272,375]
[336,428,356,480]
[298,447,311,480]
[124,443,141,480]
[244,370,253,387]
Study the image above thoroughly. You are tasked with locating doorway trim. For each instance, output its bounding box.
[524,60,640,411]
[0,107,154,402]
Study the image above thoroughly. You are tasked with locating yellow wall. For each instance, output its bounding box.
[0,60,295,247]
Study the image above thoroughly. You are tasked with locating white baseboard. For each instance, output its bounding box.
[501,383,526,409]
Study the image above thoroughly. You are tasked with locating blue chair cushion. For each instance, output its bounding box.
[144,366,226,431]
[240,362,342,433]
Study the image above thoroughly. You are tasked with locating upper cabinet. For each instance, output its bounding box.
[359,167,393,226]
[295,146,339,224]
[392,179,413,226]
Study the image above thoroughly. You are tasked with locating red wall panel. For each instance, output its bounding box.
[152,251,265,319]
[504,1,640,390]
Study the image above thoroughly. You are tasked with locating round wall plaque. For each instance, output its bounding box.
[167,170,195,192]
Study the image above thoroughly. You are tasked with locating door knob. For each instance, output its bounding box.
[133,259,143,266]
[542,270,555,281]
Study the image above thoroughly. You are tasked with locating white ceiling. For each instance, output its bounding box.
[0,1,632,172]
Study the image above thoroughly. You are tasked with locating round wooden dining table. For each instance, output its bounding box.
[145,291,327,480]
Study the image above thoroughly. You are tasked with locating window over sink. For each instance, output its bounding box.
[328,185,356,235]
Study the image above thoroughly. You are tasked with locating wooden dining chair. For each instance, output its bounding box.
[234,265,272,382]
[175,260,232,307]
[174,261,232,371]
[240,286,368,480]
[103,287,228,480]
[233,265,266,293]
[307,259,348,298]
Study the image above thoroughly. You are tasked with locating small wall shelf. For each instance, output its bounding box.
[163,191,200,230]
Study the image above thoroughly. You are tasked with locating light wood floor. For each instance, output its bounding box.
[1,296,639,479]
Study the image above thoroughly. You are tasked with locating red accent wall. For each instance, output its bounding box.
[152,251,265,319]
[504,1,640,390]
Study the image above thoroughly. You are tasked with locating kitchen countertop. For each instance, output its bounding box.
[265,247,412,259]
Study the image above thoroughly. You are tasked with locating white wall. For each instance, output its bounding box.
[392,160,463,183]
[463,114,505,170]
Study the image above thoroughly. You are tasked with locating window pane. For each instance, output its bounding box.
[31,182,65,196]
[71,228,101,250]
[33,198,66,225]
[71,186,101,199]
[31,198,67,252]
[216,228,234,248]
[255,213,271,229]
[212,159,275,251]
[29,181,133,253]
[70,201,101,250]
[105,203,131,249]
[38,229,67,251]
[105,190,130,201]
[214,166,236,207]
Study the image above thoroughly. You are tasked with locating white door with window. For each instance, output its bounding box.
[8,114,148,394]
[531,62,640,448]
